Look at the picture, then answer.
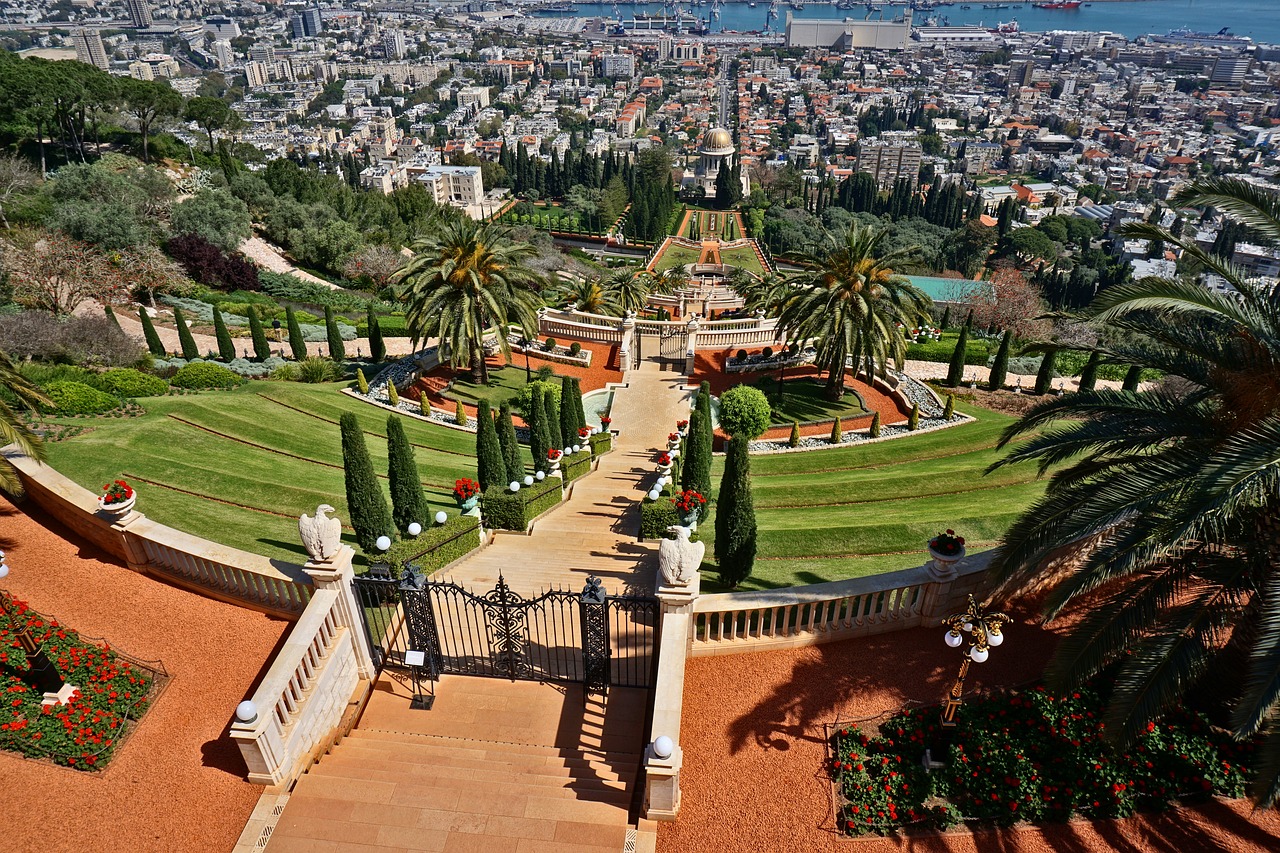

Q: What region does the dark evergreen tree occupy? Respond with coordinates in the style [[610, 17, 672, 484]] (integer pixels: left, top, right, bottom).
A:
[[247, 305, 270, 361], [946, 325, 970, 387], [714, 435, 757, 589], [325, 304, 345, 361], [529, 384, 550, 473], [104, 305, 122, 333], [681, 408, 712, 497], [367, 306, 385, 363], [1077, 350, 1102, 392], [559, 376, 578, 449], [988, 330, 1012, 391], [386, 415, 428, 534], [286, 306, 307, 361], [497, 403, 524, 482], [340, 412, 393, 552], [212, 305, 235, 362], [545, 390, 564, 453], [173, 307, 199, 361], [474, 400, 505, 492], [569, 377, 587, 434], [1035, 348, 1058, 395], [939, 305, 951, 330], [869, 411, 881, 438], [139, 307, 165, 357]]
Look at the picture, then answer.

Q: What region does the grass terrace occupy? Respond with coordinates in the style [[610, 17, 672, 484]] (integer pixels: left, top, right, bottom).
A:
[[439, 363, 569, 409], [699, 401, 1045, 591], [750, 376, 870, 426], [40, 381, 526, 565]]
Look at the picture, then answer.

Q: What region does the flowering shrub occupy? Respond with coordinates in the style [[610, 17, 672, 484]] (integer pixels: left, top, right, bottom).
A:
[[101, 480, 133, 506], [453, 478, 480, 501], [672, 489, 706, 515], [832, 682, 1253, 836], [929, 529, 966, 556], [0, 593, 155, 770]]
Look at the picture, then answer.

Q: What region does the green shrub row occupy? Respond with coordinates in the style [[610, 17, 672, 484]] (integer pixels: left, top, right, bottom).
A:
[[99, 368, 168, 398], [42, 381, 122, 415], [560, 450, 593, 483], [357, 315, 411, 338], [258, 272, 396, 313], [906, 337, 990, 366], [481, 477, 563, 531], [589, 431, 613, 457], [640, 496, 679, 541], [170, 362, 244, 390], [380, 516, 481, 576]]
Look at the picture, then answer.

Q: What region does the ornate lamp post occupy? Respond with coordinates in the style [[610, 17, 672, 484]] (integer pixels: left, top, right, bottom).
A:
[[939, 594, 1010, 729], [0, 551, 78, 705], [519, 337, 533, 383]]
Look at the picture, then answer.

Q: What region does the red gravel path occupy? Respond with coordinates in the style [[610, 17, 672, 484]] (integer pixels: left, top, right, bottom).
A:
[[0, 496, 288, 853], [658, 609, 1280, 853]]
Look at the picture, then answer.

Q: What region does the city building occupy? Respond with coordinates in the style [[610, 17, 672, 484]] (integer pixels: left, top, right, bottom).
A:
[[205, 15, 240, 40], [72, 28, 109, 71], [416, 165, 484, 209], [302, 7, 324, 37], [1211, 55, 1252, 87], [456, 86, 491, 110], [250, 43, 276, 65], [857, 132, 923, 191], [126, 0, 153, 29], [785, 11, 911, 50], [601, 53, 635, 79], [213, 39, 234, 70], [383, 30, 407, 60]]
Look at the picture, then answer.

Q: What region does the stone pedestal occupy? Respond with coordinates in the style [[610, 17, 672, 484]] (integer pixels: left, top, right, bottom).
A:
[[42, 682, 79, 708], [643, 743, 683, 820], [304, 545, 375, 680]]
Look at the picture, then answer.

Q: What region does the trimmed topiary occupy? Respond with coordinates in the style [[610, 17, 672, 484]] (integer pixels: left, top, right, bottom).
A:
[[286, 306, 307, 361], [341, 412, 393, 553], [715, 434, 757, 589], [908, 403, 920, 431], [681, 408, 712, 497], [870, 411, 881, 438], [789, 421, 800, 447], [356, 370, 369, 394], [100, 368, 167, 398], [1077, 350, 1101, 392], [386, 414, 428, 535], [43, 381, 121, 415], [212, 305, 235, 362], [454, 398, 467, 426], [544, 337, 557, 351], [367, 307, 385, 364], [559, 376, 577, 448], [569, 377, 587, 434], [568, 342, 582, 357], [104, 304, 122, 333], [987, 329, 1011, 392], [1122, 364, 1142, 392], [387, 382, 399, 407], [497, 403, 524, 482], [247, 305, 270, 362], [171, 362, 243, 390], [946, 325, 969, 387], [718, 384, 772, 440], [172, 307, 199, 361], [325, 305, 345, 362], [139, 308, 165, 357], [943, 393, 955, 420], [475, 400, 505, 492], [1034, 348, 1058, 395], [545, 389, 563, 452], [830, 416, 842, 444]]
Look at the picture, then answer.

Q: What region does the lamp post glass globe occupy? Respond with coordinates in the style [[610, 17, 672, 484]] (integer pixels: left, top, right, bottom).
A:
[[375, 535, 392, 552], [988, 630, 1004, 647], [944, 630, 963, 648], [509, 481, 520, 492], [235, 700, 258, 723], [969, 646, 989, 664], [653, 735, 674, 759], [434, 511, 448, 524], [962, 621, 973, 632], [407, 522, 422, 537], [648, 489, 660, 501], [523, 475, 534, 486], [535, 470, 545, 481]]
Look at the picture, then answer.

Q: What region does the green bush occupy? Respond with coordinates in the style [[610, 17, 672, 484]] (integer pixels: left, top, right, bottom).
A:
[[943, 393, 955, 419], [516, 378, 561, 415], [171, 362, 243, 390], [640, 493, 679, 540], [43, 381, 121, 415], [356, 314, 410, 338], [830, 416, 842, 444], [381, 516, 482, 576], [99, 368, 168, 398], [568, 342, 582, 356], [298, 356, 339, 383], [481, 478, 563, 531], [719, 384, 772, 440], [907, 334, 989, 366], [341, 412, 393, 553], [869, 411, 880, 438], [561, 449, 593, 483], [789, 421, 801, 447], [908, 403, 920, 431], [588, 431, 612, 457]]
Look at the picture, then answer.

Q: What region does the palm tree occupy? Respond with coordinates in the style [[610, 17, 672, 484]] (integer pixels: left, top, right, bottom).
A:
[[392, 219, 546, 384], [0, 349, 52, 494], [605, 268, 653, 316], [558, 275, 620, 316], [659, 265, 691, 294], [776, 223, 930, 401], [987, 177, 1280, 806]]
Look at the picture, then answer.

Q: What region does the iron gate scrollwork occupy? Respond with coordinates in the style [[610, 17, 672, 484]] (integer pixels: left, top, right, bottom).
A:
[[659, 327, 688, 361]]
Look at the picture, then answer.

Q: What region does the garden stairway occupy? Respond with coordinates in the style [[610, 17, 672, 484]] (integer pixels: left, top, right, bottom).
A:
[[442, 359, 693, 597], [265, 676, 649, 853]]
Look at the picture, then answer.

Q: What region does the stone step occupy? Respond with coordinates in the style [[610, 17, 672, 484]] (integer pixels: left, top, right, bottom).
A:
[[327, 742, 637, 783], [310, 756, 635, 800], [349, 727, 641, 760]]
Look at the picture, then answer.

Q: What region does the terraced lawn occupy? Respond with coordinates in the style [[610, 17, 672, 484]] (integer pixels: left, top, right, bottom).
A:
[[41, 382, 524, 565], [698, 401, 1045, 591]]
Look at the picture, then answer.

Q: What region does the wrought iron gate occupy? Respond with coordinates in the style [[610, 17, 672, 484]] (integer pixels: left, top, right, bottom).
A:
[[353, 571, 658, 691], [659, 327, 688, 361]]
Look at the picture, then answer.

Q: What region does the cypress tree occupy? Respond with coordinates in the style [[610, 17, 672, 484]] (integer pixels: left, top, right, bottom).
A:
[[247, 306, 270, 362], [386, 415, 427, 534], [988, 330, 1012, 391], [946, 325, 970, 387], [497, 404, 524, 482], [475, 400, 505, 491], [939, 305, 951, 330], [570, 377, 587, 434], [139, 308, 165, 357], [173, 307, 199, 361], [680, 408, 712, 497], [546, 386, 564, 452], [908, 403, 920, 430], [789, 421, 801, 447], [340, 412, 392, 552], [830, 416, 842, 444], [104, 304, 122, 332], [1035, 348, 1057, 395], [357, 370, 369, 394], [325, 305, 345, 361], [529, 384, 548, 472], [367, 306, 385, 363], [943, 393, 955, 420], [560, 376, 578, 447], [1078, 350, 1102, 392], [454, 399, 467, 425], [212, 305, 235, 362], [1122, 364, 1143, 392], [714, 435, 757, 589], [870, 411, 881, 438], [286, 306, 307, 361], [536, 387, 556, 471], [388, 382, 399, 407]]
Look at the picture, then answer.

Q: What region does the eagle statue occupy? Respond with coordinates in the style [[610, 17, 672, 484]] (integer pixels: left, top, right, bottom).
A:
[[658, 525, 705, 587], [299, 504, 342, 562]]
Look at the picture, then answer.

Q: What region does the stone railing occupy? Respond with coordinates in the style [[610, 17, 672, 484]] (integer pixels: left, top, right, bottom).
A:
[[537, 314, 624, 344], [643, 567, 697, 822], [691, 551, 992, 655], [231, 546, 375, 787], [695, 325, 782, 349], [6, 450, 313, 620], [539, 307, 618, 328]]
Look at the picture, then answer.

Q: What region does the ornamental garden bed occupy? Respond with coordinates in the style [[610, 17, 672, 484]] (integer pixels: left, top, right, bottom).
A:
[[0, 593, 163, 771], [829, 680, 1254, 837]]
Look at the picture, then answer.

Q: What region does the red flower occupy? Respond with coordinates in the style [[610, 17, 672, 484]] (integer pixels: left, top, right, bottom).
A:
[[453, 478, 481, 500]]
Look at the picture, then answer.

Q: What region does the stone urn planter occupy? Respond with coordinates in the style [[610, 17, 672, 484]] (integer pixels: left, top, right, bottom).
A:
[[97, 494, 136, 518], [457, 495, 480, 513], [927, 545, 965, 580]]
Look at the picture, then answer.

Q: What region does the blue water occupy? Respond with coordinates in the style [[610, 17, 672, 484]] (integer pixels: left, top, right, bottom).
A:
[[541, 0, 1280, 44]]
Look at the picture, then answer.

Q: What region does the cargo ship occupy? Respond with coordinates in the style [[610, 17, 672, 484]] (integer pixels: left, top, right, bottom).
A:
[[1033, 1, 1082, 9]]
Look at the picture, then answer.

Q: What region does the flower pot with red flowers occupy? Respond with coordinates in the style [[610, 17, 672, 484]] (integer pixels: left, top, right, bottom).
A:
[[547, 448, 563, 475], [600, 415, 612, 431], [453, 478, 481, 512], [657, 451, 673, 475], [927, 529, 966, 579], [673, 489, 706, 527], [676, 419, 689, 437], [97, 480, 135, 517], [577, 426, 592, 441], [667, 432, 681, 450]]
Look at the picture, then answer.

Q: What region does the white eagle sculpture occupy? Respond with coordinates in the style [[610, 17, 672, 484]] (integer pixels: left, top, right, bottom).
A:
[[299, 504, 342, 562], [658, 525, 704, 587]]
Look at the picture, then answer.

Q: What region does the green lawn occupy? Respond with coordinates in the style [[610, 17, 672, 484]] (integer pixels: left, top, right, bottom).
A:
[[41, 381, 525, 565], [751, 376, 869, 426], [652, 243, 702, 272], [441, 364, 565, 409], [695, 401, 1045, 592]]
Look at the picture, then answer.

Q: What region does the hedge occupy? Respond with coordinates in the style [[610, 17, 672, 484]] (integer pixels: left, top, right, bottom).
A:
[[589, 431, 613, 457], [906, 336, 990, 366], [560, 450, 593, 483], [380, 516, 481, 577], [99, 368, 168, 398], [170, 362, 244, 390], [356, 315, 411, 338], [640, 490, 679, 541], [43, 381, 121, 415], [481, 477, 563, 531]]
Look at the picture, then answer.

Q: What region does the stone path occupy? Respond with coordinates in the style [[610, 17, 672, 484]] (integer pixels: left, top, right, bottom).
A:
[[238, 236, 341, 289], [441, 358, 693, 597], [901, 358, 1141, 393]]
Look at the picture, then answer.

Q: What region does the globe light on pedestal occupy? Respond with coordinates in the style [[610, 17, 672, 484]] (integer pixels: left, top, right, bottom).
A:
[[235, 700, 258, 724], [509, 481, 520, 492], [523, 475, 534, 486], [434, 511, 448, 525], [648, 489, 661, 501], [407, 522, 422, 537], [375, 535, 391, 552], [652, 735, 674, 759], [535, 470, 545, 481]]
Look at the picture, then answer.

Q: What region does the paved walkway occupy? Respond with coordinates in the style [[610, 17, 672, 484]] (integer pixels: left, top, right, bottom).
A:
[[238, 237, 341, 289], [441, 358, 693, 597]]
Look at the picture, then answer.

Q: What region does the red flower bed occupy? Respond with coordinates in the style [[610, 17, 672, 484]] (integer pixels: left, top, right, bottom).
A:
[[0, 593, 155, 770], [831, 681, 1254, 835]]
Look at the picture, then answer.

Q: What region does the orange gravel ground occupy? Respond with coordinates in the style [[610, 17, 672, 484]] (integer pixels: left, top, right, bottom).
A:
[[658, 609, 1280, 853], [0, 496, 288, 853]]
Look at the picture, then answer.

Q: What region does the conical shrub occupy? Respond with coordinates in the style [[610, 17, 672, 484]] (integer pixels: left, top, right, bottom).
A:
[[475, 400, 505, 491], [386, 415, 427, 534], [247, 305, 270, 362], [325, 305, 345, 362], [139, 308, 165, 357], [341, 412, 392, 552], [212, 305, 235, 362], [714, 435, 757, 589], [286, 306, 307, 361], [173, 307, 199, 360], [497, 404, 524, 482]]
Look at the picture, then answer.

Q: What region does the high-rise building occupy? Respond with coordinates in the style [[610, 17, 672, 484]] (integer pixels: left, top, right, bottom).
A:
[[1210, 55, 1251, 86], [249, 42, 276, 65], [72, 28, 109, 70], [302, 7, 324, 37], [1008, 60, 1035, 88], [657, 36, 673, 62], [213, 39, 233, 70], [126, 0, 153, 29], [383, 29, 406, 60], [601, 53, 635, 79], [290, 14, 306, 40], [856, 132, 923, 191]]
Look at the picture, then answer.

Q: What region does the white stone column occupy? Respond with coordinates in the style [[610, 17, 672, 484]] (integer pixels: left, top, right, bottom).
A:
[[645, 568, 699, 820], [620, 311, 635, 372], [303, 545, 375, 681], [684, 316, 699, 376]]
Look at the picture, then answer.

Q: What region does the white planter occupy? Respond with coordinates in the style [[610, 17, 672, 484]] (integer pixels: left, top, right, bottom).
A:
[[927, 545, 965, 580], [97, 494, 136, 518]]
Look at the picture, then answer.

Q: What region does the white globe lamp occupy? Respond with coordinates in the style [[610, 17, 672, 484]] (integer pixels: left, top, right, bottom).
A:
[[969, 646, 989, 664], [509, 481, 520, 492], [944, 631, 962, 648], [988, 631, 1004, 647], [434, 511, 448, 525], [235, 700, 258, 723], [375, 535, 391, 552], [652, 735, 674, 759], [524, 475, 534, 486], [536, 470, 545, 481], [407, 522, 422, 537]]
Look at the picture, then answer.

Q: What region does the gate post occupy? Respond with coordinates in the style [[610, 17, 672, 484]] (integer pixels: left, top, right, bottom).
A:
[[305, 545, 375, 681], [399, 565, 443, 681], [684, 316, 699, 376], [580, 576, 610, 698], [645, 567, 700, 820], [619, 312, 635, 373]]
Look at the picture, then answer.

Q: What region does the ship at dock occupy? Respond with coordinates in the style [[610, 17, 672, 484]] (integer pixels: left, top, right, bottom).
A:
[[1149, 26, 1252, 48]]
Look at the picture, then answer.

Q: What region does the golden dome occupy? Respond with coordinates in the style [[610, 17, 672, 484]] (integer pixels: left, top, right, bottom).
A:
[[702, 127, 733, 151]]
